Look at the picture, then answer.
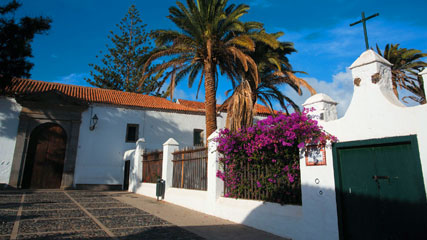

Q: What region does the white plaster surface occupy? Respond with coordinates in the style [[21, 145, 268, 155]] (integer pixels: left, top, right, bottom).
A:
[[349, 49, 392, 69], [74, 104, 226, 186], [135, 184, 209, 214], [215, 197, 303, 239], [303, 93, 338, 122], [303, 93, 337, 105], [299, 143, 339, 240], [310, 50, 427, 240], [135, 182, 157, 197], [130, 132, 307, 240], [162, 188, 209, 213], [0, 97, 21, 184], [162, 138, 179, 189], [124, 149, 135, 191], [207, 130, 224, 214], [129, 50, 427, 240]]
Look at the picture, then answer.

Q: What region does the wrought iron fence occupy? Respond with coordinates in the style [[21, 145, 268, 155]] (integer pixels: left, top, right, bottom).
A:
[[223, 160, 302, 205]]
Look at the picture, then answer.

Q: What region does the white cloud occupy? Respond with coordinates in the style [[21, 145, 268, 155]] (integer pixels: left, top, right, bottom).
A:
[[279, 18, 427, 59], [283, 68, 354, 117], [275, 17, 427, 117]]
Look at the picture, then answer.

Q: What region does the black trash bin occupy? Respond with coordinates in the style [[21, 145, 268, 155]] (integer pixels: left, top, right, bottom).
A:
[[156, 178, 165, 200]]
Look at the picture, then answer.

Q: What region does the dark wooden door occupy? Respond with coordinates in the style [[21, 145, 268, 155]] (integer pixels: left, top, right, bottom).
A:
[[334, 136, 427, 239], [123, 160, 130, 190], [22, 123, 67, 189]]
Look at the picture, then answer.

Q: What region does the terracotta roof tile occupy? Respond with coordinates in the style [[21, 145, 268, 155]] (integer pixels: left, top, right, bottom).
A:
[[177, 99, 272, 115], [5, 78, 203, 113]]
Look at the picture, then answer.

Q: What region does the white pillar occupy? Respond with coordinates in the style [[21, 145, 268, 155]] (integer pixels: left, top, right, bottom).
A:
[[348, 49, 404, 107], [135, 138, 146, 183], [123, 149, 136, 192], [162, 138, 179, 189], [127, 138, 145, 192], [299, 142, 339, 240], [207, 130, 224, 214], [302, 93, 338, 122], [419, 68, 427, 100]]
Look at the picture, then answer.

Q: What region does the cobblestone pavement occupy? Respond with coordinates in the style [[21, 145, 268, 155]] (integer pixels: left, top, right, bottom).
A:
[[0, 190, 204, 240]]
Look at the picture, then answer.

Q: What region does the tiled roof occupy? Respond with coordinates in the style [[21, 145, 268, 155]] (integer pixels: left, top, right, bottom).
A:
[[4, 78, 274, 115], [177, 99, 272, 115], [176, 99, 209, 110], [5, 78, 202, 113]]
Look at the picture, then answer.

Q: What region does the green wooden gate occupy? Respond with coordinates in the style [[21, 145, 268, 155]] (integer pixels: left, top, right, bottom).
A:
[[333, 135, 427, 239]]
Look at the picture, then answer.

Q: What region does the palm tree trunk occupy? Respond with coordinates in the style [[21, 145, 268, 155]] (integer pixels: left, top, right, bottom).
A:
[[420, 76, 426, 104], [204, 39, 217, 142]]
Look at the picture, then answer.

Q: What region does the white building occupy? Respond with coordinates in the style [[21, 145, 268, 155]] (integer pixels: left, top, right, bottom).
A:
[[126, 50, 427, 240], [301, 50, 427, 239], [0, 78, 269, 190]]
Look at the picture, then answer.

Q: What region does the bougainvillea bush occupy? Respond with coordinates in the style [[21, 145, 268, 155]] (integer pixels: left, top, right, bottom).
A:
[[215, 110, 337, 205]]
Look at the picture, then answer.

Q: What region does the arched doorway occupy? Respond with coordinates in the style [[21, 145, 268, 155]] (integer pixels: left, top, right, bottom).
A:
[[22, 123, 67, 189]]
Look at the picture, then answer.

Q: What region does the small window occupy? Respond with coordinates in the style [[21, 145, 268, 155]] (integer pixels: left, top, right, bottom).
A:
[[126, 124, 139, 142], [193, 129, 204, 146], [319, 113, 324, 120]]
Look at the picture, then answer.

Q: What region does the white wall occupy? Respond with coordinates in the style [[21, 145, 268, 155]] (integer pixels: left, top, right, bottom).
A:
[[74, 104, 227, 186], [0, 97, 21, 184], [131, 134, 306, 240], [129, 51, 427, 240], [301, 50, 427, 240], [322, 50, 427, 194], [298, 143, 340, 240], [0, 94, 263, 188]]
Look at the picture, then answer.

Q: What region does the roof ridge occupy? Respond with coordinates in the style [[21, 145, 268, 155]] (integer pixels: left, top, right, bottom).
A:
[[177, 98, 272, 115], [7, 78, 271, 115], [7, 78, 203, 113], [13, 77, 176, 101]]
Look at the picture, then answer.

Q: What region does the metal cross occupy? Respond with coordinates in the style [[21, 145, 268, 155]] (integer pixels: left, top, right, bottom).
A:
[[350, 12, 379, 50]]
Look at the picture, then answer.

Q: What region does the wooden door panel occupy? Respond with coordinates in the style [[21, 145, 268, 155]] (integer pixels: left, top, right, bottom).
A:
[[338, 147, 379, 240], [31, 136, 51, 188], [43, 126, 66, 188], [24, 124, 67, 189], [335, 137, 427, 240], [372, 143, 427, 239]]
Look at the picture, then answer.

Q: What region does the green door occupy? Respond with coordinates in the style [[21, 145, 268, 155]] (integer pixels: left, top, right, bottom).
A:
[[333, 136, 427, 240]]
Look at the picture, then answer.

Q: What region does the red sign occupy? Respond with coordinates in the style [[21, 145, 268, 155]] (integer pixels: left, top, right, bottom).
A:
[[305, 145, 326, 166]]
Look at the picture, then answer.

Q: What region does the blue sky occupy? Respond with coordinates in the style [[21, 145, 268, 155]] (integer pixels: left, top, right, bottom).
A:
[[15, 0, 427, 115]]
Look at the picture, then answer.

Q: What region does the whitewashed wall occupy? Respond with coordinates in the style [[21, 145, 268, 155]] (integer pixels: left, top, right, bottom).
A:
[[131, 133, 305, 240], [74, 104, 227, 186], [300, 50, 427, 240], [0, 97, 21, 185], [129, 51, 427, 240], [0, 92, 265, 188], [322, 50, 427, 194]]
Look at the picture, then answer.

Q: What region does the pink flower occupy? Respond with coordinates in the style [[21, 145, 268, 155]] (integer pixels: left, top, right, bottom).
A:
[[288, 173, 295, 183], [214, 110, 336, 204]]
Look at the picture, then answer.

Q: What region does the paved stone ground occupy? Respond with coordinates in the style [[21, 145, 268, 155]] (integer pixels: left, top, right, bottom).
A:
[[114, 192, 287, 240], [0, 190, 204, 240]]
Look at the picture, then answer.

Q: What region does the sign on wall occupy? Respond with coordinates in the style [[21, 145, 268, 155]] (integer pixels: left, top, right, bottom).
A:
[[305, 145, 326, 166]]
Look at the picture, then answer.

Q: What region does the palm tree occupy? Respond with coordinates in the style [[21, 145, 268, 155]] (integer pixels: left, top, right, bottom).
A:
[[375, 43, 426, 104], [140, 0, 277, 139], [221, 33, 316, 131]]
